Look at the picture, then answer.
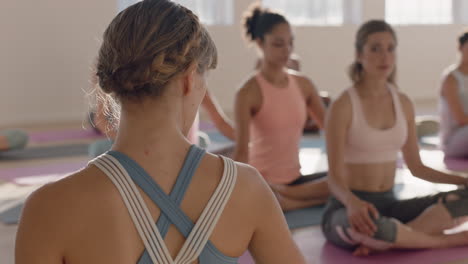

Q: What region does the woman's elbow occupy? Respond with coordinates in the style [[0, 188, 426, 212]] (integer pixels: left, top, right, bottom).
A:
[[407, 162, 426, 176]]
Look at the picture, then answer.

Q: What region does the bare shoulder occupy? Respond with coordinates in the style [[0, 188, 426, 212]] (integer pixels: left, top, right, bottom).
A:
[[329, 89, 351, 113], [288, 69, 314, 87], [201, 153, 276, 215], [230, 160, 274, 206], [201, 152, 267, 188], [17, 168, 86, 244], [441, 73, 457, 93], [20, 165, 112, 231], [396, 90, 413, 109], [442, 72, 456, 85], [15, 170, 99, 264], [235, 161, 269, 190], [324, 89, 352, 131], [23, 170, 85, 213], [237, 74, 260, 95], [394, 90, 416, 121], [288, 70, 319, 102], [236, 74, 262, 108], [396, 90, 412, 105]]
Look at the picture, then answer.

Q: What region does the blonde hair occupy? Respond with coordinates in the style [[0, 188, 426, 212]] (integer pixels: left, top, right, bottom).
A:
[[96, 0, 217, 101], [349, 20, 397, 84]]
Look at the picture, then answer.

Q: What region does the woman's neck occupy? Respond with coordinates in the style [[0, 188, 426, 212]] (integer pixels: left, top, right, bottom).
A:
[[260, 61, 288, 86], [112, 100, 191, 162], [356, 76, 388, 96]]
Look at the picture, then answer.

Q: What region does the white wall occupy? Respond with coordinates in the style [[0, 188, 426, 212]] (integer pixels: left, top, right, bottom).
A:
[[0, 0, 115, 126], [1, 0, 465, 126], [207, 0, 464, 118]]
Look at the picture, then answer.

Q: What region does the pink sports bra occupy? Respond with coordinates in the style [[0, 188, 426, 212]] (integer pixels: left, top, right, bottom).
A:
[[344, 86, 408, 164]]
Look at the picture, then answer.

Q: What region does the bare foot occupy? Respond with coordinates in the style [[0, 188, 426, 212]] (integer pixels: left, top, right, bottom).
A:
[[352, 245, 372, 257], [440, 231, 468, 248]]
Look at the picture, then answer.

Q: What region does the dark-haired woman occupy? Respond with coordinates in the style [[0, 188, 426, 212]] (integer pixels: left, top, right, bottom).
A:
[[234, 4, 329, 211], [439, 30, 468, 158], [15, 1, 305, 263]]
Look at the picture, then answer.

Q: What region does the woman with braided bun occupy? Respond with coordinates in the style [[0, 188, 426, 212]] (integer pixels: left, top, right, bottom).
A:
[[234, 3, 329, 211], [15, 1, 305, 263]]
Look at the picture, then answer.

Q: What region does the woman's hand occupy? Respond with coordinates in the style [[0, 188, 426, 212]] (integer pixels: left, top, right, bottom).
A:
[[346, 197, 379, 236]]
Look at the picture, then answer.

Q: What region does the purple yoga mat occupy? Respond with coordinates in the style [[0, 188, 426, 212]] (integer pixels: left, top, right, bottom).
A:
[[239, 252, 254, 264], [29, 129, 102, 143], [320, 242, 468, 264], [238, 229, 468, 264], [445, 157, 468, 171], [0, 160, 87, 184], [199, 121, 216, 131]]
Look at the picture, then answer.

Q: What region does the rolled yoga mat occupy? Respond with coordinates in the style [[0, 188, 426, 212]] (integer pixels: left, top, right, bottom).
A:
[[0, 202, 24, 225], [29, 128, 102, 143], [284, 205, 325, 229], [0, 143, 89, 161]]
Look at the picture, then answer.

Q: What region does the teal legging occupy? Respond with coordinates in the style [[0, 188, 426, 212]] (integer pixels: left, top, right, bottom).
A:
[[0, 130, 28, 151]]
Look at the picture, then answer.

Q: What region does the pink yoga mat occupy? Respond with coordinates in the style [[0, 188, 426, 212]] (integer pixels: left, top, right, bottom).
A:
[[445, 157, 468, 171], [0, 160, 87, 184], [29, 129, 102, 143], [239, 252, 254, 264], [320, 243, 468, 264], [199, 121, 216, 131], [239, 228, 468, 264]]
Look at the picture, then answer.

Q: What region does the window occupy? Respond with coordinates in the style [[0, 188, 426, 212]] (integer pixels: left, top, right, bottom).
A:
[[453, 0, 468, 24], [174, 0, 233, 25], [117, 0, 233, 25], [117, 0, 138, 12], [385, 0, 452, 25], [262, 0, 362, 26]]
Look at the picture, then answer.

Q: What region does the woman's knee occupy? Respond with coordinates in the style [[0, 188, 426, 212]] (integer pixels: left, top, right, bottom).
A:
[[323, 212, 397, 250]]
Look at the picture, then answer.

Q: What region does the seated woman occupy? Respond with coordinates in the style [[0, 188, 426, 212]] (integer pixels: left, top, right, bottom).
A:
[[0, 129, 28, 152], [439, 30, 468, 158], [15, 1, 305, 263], [256, 53, 330, 133], [323, 20, 468, 256], [234, 4, 329, 211]]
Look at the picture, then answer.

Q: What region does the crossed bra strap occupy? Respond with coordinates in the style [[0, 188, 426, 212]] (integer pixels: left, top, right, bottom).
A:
[[90, 153, 237, 264]]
